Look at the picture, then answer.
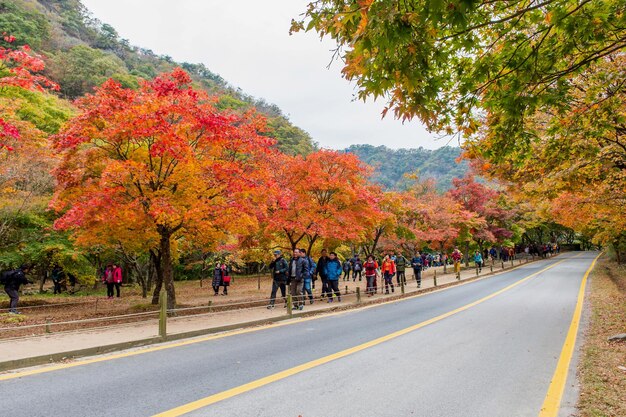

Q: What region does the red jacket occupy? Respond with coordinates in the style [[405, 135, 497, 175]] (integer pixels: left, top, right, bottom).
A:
[[113, 267, 123, 283], [364, 261, 378, 276]]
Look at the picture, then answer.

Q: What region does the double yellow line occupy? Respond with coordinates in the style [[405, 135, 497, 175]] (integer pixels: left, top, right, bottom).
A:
[[154, 254, 593, 417], [1, 253, 597, 417], [538, 252, 602, 416]]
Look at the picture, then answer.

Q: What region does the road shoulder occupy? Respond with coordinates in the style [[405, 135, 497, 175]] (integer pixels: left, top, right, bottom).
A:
[[577, 257, 626, 417]]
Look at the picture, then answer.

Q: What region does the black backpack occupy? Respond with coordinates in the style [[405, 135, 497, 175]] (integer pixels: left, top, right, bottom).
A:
[[0, 270, 17, 286]]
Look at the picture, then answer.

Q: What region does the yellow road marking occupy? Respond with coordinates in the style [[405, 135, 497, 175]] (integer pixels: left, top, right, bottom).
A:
[[153, 256, 578, 417], [0, 254, 573, 382], [538, 252, 602, 417]]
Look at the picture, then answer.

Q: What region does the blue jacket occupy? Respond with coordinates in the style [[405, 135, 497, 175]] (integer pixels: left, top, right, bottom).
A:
[[324, 259, 343, 280]]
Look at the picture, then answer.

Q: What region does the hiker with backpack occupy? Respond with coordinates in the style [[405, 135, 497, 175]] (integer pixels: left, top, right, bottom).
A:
[[451, 248, 463, 278], [268, 250, 289, 309], [342, 258, 351, 281], [316, 249, 330, 299], [352, 255, 363, 281], [2, 265, 32, 314], [411, 253, 423, 288], [324, 252, 343, 302], [363, 255, 379, 296], [474, 251, 483, 273], [395, 254, 408, 286]]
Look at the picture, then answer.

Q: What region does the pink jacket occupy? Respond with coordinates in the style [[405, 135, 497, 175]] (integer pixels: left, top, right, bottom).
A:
[[113, 267, 122, 284]]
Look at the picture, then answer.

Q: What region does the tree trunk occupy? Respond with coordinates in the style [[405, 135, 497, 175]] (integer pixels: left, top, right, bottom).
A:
[[306, 234, 318, 256], [150, 249, 163, 305], [440, 242, 447, 274], [159, 231, 176, 309]]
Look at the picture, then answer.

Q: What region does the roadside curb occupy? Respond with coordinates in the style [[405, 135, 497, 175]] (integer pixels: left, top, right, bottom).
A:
[[0, 255, 553, 373]]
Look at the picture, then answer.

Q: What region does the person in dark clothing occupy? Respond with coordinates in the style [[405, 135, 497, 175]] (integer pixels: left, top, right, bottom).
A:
[[51, 264, 65, 295], [268, 250, 288, 309], [212, 262, 226, 296], [3, 265, 32, 314], [411, 253, 423, 288], [395, 255, 408, 285], [342, 259, 351, 281], [352, 256, 363, 281], [288, 249, 307, 310], [102, 264, 114, 299], [316, 249, 330, 299]]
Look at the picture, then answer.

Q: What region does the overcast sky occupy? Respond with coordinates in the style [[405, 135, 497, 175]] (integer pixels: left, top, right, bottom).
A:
[[81, 0, 445, 150]]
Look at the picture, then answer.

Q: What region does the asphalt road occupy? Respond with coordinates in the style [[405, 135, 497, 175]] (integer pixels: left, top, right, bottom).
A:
[[0, 252, 598, 417]]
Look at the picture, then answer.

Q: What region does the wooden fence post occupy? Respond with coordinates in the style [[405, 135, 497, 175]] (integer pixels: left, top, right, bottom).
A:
[[159, 290, 167, 338]]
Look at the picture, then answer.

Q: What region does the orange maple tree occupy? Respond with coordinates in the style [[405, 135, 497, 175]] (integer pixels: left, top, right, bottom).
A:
[[266, 150, 381, 253], [51, 69, 275, 307]]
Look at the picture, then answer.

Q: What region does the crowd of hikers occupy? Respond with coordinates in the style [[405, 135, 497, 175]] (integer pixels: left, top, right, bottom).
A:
[[265, 243, 560, 311], [1, 243, 560, 314]]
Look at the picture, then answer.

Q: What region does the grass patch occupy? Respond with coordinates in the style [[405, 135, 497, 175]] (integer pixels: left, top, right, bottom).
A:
[[128, 302, 158, 313], [578, 257, 626, 417], [0, 313, 27, 324]]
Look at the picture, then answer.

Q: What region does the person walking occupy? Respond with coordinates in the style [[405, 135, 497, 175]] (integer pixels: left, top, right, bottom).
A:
[[267, 250, 288, 309], [381, 255, 396, 294], [474, 251, 483, 273], [324, 252, 343, 302], [363, 255, 379, 296], [103, 264, 115, 299], [451, 248, 463, 279], [352, 256, 363, 282], [395, 254, 408, 286], [51, 264, 64, 295], [212, 262, 225, 296], [303, 251, 316, 305], [411, 253, 423, 288], [342, 259, 351, 281], [112, 263, 123, 298], [288, 249, 306, 310], [316, 249, 330, 299], [2, 265, 31, 314], [220, 262, 231, 295]]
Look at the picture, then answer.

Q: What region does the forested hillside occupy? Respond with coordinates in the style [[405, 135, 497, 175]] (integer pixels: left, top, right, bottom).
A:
[[0, 0, 316, 155], [345, 145, 468, 190]]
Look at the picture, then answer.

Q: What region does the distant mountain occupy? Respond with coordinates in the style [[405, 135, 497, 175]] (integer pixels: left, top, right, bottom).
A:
[[0, 0, 316, 155], [344, 145, 469, 191]]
